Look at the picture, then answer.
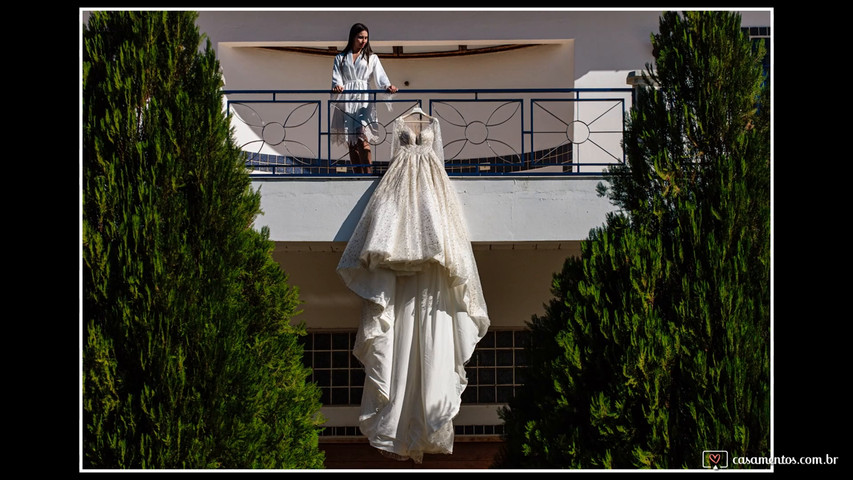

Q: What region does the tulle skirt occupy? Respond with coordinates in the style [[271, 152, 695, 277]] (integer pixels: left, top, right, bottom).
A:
[[337, 146, 489, 463]]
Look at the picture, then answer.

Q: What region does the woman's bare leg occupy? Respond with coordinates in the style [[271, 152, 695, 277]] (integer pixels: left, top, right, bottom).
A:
[[348, 143, 363, 174], [360, 139, 373, 174]]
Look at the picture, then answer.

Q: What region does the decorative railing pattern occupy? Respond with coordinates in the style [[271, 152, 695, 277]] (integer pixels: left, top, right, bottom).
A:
[[224, 88, 633, 176]]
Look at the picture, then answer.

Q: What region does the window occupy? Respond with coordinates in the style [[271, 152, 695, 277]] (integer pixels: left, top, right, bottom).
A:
[[300, 331, 363, 406], [300, 329, 528, 407], [463, 329, 528, 404]]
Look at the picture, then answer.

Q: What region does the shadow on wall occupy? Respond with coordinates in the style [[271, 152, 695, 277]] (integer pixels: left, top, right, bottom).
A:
[[334, 179, 380, 242]]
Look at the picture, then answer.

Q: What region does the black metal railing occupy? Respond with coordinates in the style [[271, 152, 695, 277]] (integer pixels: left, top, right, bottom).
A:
[[224, 88, 633, 176]]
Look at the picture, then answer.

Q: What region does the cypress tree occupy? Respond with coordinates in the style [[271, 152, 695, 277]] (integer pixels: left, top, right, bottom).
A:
[[82, 11, 325, 469], [497, 11, 770, 469]]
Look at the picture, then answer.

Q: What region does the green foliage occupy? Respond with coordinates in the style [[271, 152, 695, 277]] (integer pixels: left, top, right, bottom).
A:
[[497, 11, 769, 469], [82, 11, 325, 469]]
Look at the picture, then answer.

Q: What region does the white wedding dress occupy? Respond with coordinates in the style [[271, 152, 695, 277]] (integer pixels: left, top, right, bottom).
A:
[[337, 115, 490, 463]]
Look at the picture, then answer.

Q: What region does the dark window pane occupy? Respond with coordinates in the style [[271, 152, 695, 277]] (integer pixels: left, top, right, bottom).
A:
[[496, 349, 513, 366], [319, 388, 331, 405], [478, 350, 495, 366], [478, 368, 495, 385], [332, 351, 350, 369], [351, 387, 363, 403], [351, 369, 365, 385], [515, 366, 527, 385], [314, 369, 330, 387], [331, 387, 350, 405], [478, 386, 495, 403], [465, 366, 478, 385], [496, 330, 513, 348], [314, 333, 331, 350], [313, 351, 330, 368], [332, 370, 348, 386], [478, 331, 495, 348], [462, 387, 477, 403], [497, 386, 514, 403], [332, 332, 350, 350], [515, 349, 527, 367], [496, 367, 514, 385]]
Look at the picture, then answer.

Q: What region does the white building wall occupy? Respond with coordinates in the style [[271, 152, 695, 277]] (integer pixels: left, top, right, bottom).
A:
[[215, 40, 573, 91], [253, 176, 617, 243], [197, 9, 770, 89]]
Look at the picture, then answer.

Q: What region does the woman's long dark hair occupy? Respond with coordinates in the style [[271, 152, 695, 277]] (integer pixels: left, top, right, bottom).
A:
[[344, 23, 373, 64]]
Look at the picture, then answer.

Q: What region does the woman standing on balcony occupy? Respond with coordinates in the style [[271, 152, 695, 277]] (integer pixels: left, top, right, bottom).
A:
[[331, 22, 398, 174]]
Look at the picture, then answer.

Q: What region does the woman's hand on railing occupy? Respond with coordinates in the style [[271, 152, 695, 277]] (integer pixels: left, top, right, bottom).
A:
[[333, 85, 396, 93]]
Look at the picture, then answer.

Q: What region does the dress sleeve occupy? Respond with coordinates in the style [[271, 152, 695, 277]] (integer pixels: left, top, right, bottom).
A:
[[431, 118, 445, 164], [390, 117, 401, 161]]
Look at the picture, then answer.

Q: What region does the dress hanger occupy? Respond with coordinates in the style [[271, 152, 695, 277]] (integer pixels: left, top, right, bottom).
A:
[[402, 106, 432, 123]]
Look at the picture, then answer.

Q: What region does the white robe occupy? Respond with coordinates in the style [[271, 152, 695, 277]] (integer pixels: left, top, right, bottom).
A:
[[330, 51, 393, 146]]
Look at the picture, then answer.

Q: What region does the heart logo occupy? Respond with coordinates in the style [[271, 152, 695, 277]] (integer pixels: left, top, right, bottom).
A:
[[708, 453, 720, 464]]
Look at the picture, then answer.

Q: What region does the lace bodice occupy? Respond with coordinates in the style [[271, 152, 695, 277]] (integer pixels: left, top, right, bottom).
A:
[[391, 116, 444, 161], [398, 121, 434, 146]]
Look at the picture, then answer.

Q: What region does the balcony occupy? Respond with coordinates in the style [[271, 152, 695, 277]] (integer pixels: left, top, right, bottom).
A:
[[224, 88, 633, 177], [226, 88, 629, 246]]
